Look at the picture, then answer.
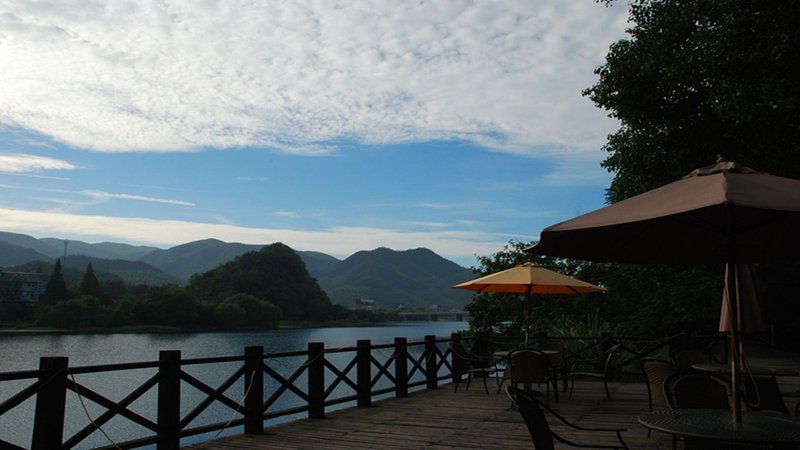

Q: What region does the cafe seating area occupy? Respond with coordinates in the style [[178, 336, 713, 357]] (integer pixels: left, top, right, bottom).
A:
[[189, 336, 800, 450]]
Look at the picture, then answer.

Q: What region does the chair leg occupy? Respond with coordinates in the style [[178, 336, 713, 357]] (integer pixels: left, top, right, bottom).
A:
[[569, 375, 575, 400], [551, 377, 559, 403], [603, 378, 610, 400], [550, 369, 559, 403]]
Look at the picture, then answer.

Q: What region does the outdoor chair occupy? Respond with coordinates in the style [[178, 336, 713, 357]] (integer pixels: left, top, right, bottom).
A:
[[671, 348, 709, 373], [641, 358, 678, 440], [642, 358, 677, 412], [539, 340, 569, 392], [568, 344, 621, 400], [505, 386, 629, 450], [744, 375, 789, 414], [448, 341, 498, 394], [796, 393, 800, 416], [506, 349, 557, 403], [664, 372, 731, 409]]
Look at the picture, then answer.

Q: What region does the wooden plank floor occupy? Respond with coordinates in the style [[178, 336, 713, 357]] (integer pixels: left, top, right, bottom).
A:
[[186, 341, 800, 450]]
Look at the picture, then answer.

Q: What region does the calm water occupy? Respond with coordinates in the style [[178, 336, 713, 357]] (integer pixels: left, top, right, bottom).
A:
[[0, 321, 467, 449]]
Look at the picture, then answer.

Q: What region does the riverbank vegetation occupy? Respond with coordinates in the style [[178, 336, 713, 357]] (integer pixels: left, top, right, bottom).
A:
[[0, 243, 397, 332]]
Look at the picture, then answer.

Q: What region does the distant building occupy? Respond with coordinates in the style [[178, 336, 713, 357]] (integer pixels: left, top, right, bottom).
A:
[[354, 298, 376, 310], [0, 269, 47, 304]]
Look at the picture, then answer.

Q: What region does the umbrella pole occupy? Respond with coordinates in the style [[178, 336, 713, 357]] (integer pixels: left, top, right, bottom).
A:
[[524, 287, 532, 346], [726, 263, 743, 423]]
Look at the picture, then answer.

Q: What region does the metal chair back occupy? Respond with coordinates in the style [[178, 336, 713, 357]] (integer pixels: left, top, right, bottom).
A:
[[641, 358, 676, 410], [665, 372, 731, 409]]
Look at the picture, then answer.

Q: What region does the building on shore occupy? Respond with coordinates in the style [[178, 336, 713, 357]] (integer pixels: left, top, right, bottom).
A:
[[0, 269, 47, 303], [354, 298, 376, 310]]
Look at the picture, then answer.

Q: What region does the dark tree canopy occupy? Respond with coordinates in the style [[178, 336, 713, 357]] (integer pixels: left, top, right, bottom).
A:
[[188, 242, 335, 321], [80, 262, 101, 297], [42, 258, 70, 304], [586, 0, 800, 202], [575, 0, 800, 344]]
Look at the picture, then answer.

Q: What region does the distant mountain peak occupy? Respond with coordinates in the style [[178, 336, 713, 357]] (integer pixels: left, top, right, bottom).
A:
[[1, 231, 473, 310]]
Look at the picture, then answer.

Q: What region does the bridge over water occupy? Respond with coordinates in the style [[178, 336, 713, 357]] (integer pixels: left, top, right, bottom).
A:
[[396, 310, 469, 321]]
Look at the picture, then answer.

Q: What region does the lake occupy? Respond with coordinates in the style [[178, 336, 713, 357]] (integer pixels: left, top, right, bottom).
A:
[[0, 321, 468, 449]]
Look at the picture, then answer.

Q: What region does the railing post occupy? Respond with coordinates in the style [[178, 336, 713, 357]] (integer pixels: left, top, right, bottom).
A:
[[157, 350, 181, 450], [244, 346, 264, 434], [32, 356, 68, 450], [394, 337, 408, 398], [450, 333, 464, 384], [425, 335, 438, 390], [308, 342, 325, 419], [357, 339, 371, 407]]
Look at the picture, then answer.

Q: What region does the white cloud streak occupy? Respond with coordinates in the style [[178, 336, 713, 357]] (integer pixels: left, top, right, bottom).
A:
[[0, 207, 504, 265], [79, 190, 195, 206], [0, 153, 76, 173], [0, 1, 628, 158]]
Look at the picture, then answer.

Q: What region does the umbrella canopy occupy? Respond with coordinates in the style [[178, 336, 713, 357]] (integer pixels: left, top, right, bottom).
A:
[[719, 264, 765, 335], [453, 262, 605, 295], [526, 158, 800, 422], [527, 159, 800, 264], [454, 262, 604, 344]]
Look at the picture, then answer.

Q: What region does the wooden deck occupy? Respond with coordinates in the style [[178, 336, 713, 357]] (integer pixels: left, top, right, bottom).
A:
[[186, 342, 800, 450]]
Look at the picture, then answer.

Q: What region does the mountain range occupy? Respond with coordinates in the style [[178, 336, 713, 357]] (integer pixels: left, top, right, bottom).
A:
[[0, 231, 475, 310]]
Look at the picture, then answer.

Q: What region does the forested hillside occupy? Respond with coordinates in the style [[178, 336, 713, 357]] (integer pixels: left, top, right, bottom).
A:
[[188, 243, 342, 321], [1, 232, 473, 310]]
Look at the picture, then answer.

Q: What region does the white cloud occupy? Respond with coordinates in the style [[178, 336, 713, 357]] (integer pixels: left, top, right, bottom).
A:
[[273, 211, 301, 218], [79, 190, 195, 206], [0, 153, 76, 173], [0, 1, 628, 159], [0, 206, 504, 265]]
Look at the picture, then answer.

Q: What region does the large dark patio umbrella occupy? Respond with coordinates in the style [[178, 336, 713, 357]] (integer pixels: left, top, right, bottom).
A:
[[453, 262, 604, 345], [526, 157, 800, 423]]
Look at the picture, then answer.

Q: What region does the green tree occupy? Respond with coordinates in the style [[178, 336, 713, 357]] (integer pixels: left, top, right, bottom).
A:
[[212, 293, 281, 330], [581, 0, 800, 342], [587, 0, 800, 202], [189, 243, 333, 321], [132, 285, 199, 327], [42, 259, 70, 305], [80, 262, 101, 297], [0, 274, 22, 303]]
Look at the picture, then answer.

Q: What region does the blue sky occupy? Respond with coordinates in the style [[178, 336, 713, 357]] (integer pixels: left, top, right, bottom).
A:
[[0, 1, 630, 268]]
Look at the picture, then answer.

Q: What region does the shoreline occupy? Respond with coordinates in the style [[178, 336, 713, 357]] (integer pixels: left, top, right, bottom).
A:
[[0, 319, 446, 336]]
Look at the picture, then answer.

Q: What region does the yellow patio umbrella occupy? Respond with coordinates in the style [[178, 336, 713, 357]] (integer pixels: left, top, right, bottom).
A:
[[453, 262, 605, 344]]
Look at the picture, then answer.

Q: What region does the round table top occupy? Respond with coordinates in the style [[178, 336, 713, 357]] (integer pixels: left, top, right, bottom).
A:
[[692, 363, 799, 377], [638, 409, 800, 444], [493, 349, 559, 357]]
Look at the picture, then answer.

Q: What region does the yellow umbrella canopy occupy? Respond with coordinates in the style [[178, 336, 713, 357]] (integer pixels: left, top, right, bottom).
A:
[[454, 262, 604, 343], [453, 262, 605, 295]]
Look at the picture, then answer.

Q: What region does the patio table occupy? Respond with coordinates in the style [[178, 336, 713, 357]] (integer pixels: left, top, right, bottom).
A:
[[639, 408, 800, 450], [692, 363, 798, 377]]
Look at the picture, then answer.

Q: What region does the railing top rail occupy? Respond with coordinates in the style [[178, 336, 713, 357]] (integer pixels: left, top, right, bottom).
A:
[[0, 369, 42, 381]]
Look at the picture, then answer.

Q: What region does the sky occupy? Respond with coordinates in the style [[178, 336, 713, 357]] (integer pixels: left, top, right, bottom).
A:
[[0, 1, 631, 268]]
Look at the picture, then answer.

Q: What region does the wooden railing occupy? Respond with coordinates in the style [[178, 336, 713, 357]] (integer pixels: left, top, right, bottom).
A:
[[0, 331, 722, 450], [0, 335, 457, 450]]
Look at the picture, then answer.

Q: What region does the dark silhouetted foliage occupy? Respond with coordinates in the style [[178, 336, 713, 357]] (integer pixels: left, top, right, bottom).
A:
[[42, 259, 70, 305], [188, 243, 335, 321]]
